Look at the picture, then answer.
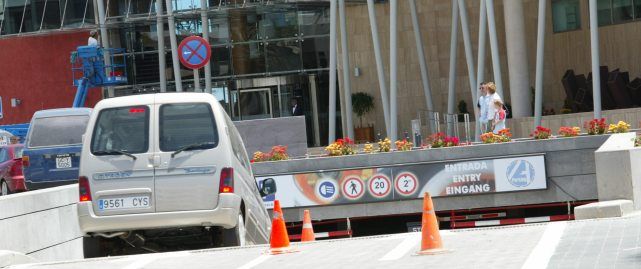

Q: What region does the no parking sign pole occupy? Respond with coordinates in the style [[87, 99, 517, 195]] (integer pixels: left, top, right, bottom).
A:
[[178, 36, 211, 92]]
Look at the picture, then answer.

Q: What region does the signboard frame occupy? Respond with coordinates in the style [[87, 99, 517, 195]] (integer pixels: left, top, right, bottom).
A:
[[257, 154, 548, 209]]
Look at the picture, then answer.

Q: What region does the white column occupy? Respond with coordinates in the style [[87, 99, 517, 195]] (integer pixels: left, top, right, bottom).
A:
[[390, 0, 398, 145], [328, 0, 338, 143], [475, 0, 487, 139], [485, 0, 504, 98], [165, 0, 182, 92], [338, 0, 354, 139], [589, 0, 602, 119], [534, 0, 547, 127], [309, 74, 321, 147], [156, 0, 167, 92], [476, 0, 487, 95], [95, 0, 113, 97], [447, 0, 459, 117], [200, 0, 212, 93], [503, 0, 531, 117], [409, 0, 435, 119], [457, 0, 479, 138], [366, 0, 390, 136]]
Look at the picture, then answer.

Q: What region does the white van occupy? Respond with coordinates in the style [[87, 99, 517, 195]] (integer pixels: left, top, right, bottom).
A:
[[77, 93, 276, 257]]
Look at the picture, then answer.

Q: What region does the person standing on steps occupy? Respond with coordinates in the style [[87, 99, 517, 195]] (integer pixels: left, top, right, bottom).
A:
[[492, 100, 507, 134], [477, 82, 490, 133], [484, 82, 503, 133]]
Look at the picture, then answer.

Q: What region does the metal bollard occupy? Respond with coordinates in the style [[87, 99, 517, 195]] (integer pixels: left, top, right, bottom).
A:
[[434, 112, 441, 134], [453, 114, 460, 139], [464, 113, 471, 144]]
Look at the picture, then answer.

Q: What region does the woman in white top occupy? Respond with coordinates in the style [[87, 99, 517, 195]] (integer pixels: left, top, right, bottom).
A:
[[484, 82, 502, 129], [477, 83, 490, 133]]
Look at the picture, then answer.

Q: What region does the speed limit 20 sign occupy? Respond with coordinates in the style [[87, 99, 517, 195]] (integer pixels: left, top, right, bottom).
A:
[[368, 174, 391, 198]]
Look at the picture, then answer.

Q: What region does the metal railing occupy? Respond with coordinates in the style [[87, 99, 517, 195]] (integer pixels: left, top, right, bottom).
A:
[[416, 110, 472, 144]]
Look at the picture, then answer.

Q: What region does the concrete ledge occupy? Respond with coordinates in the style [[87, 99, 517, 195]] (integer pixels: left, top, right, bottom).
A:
[[0, 184, 83, 263], [0, 250, 37, 268], [574, 200, 634, 220]]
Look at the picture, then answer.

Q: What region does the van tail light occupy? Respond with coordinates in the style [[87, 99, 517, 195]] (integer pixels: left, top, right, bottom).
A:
[[22, 155, 30, 167], [79, 176, 92, 202], [219, 167, 234, 193]]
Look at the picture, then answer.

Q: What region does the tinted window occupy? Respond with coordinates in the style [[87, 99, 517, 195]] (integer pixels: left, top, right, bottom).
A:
[[28, 115, 89, 148], [160, 103, 218, 152], [552, 0, 581, 32], [0, 148, 7, 163], [91, 107, 149, 154], [12, 146, 23, 159]]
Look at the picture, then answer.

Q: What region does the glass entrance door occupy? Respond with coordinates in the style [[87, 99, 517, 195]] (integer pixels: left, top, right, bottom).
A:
[[231, 88, 273, 121]]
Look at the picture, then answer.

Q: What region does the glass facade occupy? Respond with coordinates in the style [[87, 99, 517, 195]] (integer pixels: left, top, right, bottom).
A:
[[552, 0, 641, 33], [594, 0, 641, 26], [104, 1, 336, 146], [104, 1, 329, 84], [0, 0, 94, 35]]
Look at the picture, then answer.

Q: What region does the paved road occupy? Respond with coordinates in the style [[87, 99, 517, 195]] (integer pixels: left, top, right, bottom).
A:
[[10, 213, 641, 269]]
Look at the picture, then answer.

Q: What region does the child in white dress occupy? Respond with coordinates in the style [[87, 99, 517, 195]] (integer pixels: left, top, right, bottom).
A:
[[492, 100, 506, 134]]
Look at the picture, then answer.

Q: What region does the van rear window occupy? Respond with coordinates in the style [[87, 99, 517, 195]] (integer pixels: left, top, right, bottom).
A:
[[91, 106, 149, 154], [160, 103, 218, 152], [28, 116, 89, 148]]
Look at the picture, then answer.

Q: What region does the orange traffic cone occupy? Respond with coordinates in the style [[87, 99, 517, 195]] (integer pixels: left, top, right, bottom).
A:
[[268, 200, 296, 254], [417, 192, 448, 255], [301, 210, 315, 242]]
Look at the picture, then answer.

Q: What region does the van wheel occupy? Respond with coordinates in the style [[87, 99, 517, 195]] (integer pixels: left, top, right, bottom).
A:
[[222, 213, 247, 247], [0, 180, 10, 196], [83, 236, 103, 258]]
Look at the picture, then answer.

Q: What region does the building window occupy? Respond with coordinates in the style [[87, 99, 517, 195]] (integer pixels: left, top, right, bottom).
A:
[[552, 0, 581, 32], [594, 0, 641, 26], [0, 0, 94, 35]]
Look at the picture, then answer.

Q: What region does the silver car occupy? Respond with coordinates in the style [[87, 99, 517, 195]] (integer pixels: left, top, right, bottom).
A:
[[77, 93, 276, 257]]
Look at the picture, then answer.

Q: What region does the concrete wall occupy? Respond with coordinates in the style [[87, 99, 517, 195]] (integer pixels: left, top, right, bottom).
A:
[[594, 132, 641, 209], [253, 135, 609, 221], [234, 116, 307, 157], [0, 185, 82, 263], [340, 1, 641, 138]]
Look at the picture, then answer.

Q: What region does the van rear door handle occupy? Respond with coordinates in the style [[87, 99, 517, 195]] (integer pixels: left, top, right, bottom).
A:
[[151, 155, 161, 167]]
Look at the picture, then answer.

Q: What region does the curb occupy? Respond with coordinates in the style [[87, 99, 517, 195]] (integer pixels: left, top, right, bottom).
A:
[[0, 250, 37, 268]]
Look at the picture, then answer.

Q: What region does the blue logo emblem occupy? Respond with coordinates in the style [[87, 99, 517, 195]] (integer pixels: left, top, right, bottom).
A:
[[506, 160, 536, 187], [318, 181, 336, 199]]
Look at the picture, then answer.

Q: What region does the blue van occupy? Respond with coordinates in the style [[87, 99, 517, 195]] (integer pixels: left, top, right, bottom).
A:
[[23, 108, 92, 190]]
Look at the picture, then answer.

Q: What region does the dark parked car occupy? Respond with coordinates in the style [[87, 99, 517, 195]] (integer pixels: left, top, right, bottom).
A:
[[0, 144, 26, 196], [22, 108, 92, 190]]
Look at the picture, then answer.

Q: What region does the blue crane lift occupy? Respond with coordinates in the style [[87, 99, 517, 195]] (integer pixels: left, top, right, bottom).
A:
[[70, 46, 128, 107]]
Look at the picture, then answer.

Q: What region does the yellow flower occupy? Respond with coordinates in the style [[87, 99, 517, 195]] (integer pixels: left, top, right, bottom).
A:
[[608, 121, 630, 133]]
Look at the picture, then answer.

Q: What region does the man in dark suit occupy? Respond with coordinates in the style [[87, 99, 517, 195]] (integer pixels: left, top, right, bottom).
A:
[[291, 98, 304, 116]]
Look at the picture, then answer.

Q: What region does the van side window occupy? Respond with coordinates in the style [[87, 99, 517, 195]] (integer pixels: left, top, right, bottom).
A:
[[160, 103, 219, 152], [224, 115, 250, 171], [91, 106, 149, 154], [28, 115, 89, 148]]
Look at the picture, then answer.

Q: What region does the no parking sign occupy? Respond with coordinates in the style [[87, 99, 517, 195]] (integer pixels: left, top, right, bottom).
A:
[[178, 36, 211, 70]]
